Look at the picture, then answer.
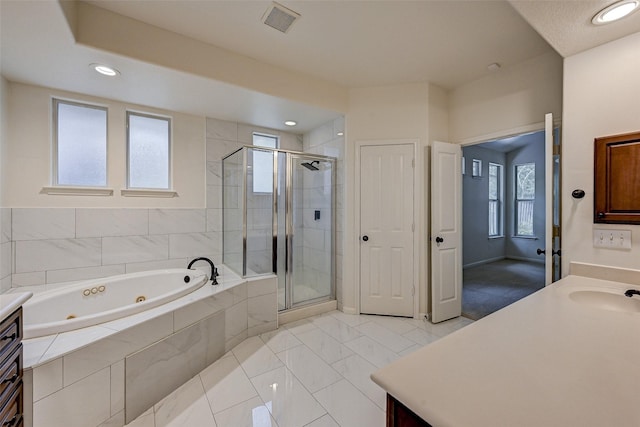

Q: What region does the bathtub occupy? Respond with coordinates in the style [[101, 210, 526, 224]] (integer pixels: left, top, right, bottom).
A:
[[23, 268, 209, 339]]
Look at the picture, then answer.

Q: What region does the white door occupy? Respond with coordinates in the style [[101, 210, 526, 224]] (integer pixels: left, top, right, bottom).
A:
[[360, 143, 415, 316], [430, 141, 462, 323], [543, 112, 562, 285]]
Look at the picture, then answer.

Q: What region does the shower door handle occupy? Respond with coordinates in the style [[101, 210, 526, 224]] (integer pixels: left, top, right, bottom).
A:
[[362, 235, 369, 242]]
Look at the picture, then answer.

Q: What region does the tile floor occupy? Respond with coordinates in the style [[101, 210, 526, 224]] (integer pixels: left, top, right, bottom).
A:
[[125, 310, 474, 427]]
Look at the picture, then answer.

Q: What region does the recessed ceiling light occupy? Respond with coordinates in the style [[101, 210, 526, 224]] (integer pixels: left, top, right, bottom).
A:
[[284, 120, 297, 126], [337, 132, 344, 136], [90, 63, 120, 77], [592, 0, 639, 25]]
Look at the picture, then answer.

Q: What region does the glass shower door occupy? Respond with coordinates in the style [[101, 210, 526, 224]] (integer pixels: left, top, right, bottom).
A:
[[289, 155, 334, 307]]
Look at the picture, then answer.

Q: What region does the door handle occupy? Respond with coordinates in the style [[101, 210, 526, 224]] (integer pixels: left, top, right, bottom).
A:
[[536, 248, 545, 255], [552, 249, 561, 256], [362, 235, 369, 242], [435, 236, 443, 243]]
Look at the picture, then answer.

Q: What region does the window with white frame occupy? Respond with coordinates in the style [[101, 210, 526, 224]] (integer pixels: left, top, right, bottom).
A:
[[53, 99, 107, 187], [515, 163, 535, 236], [127, 112, 171, 189], [472, 159, 482, 177], [252, 133, 278, 193], [488, 162, 503, 237]]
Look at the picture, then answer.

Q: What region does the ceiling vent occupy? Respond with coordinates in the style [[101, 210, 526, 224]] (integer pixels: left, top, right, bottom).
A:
[[262, 2, 301, 34]]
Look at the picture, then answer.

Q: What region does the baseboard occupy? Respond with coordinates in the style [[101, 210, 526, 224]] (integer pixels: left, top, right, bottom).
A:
[[463, 256, 505, 269], [506, 256, 544, 264], [278, 300, 337, 325], [341, 306, 358, 315]]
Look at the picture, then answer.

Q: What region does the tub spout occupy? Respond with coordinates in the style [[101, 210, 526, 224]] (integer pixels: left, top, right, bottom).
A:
[[188, 257, 219, 285], [624, 289, 640, 297]]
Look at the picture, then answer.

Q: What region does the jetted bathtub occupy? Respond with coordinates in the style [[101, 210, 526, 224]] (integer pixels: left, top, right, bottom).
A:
[[23, 268, 209, 339]]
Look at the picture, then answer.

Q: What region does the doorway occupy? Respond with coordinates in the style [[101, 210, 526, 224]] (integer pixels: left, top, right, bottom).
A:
[[461, 130, 547, 320]]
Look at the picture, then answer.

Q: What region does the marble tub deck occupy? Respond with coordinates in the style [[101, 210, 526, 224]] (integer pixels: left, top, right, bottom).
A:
[[21, 265, 251, 368], [19, 266, 279, 427]]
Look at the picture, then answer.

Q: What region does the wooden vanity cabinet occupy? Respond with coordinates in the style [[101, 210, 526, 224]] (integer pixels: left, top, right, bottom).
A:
[[0, 308, 23, 427], [387, 394, 433, 427]]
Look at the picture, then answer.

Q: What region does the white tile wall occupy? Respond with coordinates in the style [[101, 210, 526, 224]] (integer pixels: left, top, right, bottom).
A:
[[33, 367, 111, 427], [149, 209, 206, 234], [12, 208, 75, 241], [46, 265, 126, 284], [33, 357, 63, 402], [4, 207, 226, 289], [0, 208, 10, 243], [76, 209, 148, 238], [15, 238, 102, 273], [169, 232, 220, 259], [102, 235, 169, 265]]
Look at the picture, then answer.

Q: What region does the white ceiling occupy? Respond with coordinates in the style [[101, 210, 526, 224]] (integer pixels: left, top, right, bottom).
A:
[[2, 1, 640, 133], [509, 0, 640, 57]]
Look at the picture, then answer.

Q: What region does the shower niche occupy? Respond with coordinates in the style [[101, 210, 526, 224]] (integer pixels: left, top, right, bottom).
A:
[[222, 146, 336, 311]]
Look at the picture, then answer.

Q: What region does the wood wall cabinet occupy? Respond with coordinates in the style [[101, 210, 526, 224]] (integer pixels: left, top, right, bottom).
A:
[[0, 308, 23, 427], [594, 131, 640, 224]]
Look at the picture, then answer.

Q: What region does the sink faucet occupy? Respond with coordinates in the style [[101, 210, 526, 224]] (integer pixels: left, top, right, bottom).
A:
[[624, 289, 640, 297], [187, 257, 219, 285]]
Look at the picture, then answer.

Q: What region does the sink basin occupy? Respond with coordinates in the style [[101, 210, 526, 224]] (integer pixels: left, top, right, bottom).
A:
[[569, 289, 640, 313]]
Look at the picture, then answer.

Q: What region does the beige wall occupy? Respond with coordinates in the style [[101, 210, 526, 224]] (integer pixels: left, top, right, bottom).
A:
[[428, 84, 450, 144], [449, 51, 563, 144], [562, 31, 640, 275], [6, 82, 205, 207], [344, 83, 430, 315]]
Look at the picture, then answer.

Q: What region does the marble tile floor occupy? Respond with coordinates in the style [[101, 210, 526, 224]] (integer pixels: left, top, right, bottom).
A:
[[125, 310, 474, 427]]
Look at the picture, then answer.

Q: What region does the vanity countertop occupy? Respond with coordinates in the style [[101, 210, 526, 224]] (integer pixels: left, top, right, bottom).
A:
[[0, 291, 32, 319], [371, 275, 640, 426]]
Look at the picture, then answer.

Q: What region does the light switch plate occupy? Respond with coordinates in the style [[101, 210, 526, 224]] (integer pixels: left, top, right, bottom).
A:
[[593, 229, 632, 249]]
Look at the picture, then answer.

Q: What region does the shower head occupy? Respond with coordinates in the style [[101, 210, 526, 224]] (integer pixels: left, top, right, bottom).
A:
[[301, 161, 320, 171]]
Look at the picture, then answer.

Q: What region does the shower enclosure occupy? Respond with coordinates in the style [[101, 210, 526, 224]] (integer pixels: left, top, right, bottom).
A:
[[222, 147, 336, 311]]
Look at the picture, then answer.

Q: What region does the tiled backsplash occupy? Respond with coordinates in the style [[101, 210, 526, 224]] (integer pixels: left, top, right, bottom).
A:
[[6, 208, 221, 289]]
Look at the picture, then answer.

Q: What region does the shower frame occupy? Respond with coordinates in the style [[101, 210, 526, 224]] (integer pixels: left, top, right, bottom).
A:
[[222, 146, 337, 311]]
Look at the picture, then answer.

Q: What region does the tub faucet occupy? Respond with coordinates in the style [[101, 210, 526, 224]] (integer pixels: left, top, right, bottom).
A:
[[624, 289, 640, 297], [188, 257, 219, 285]]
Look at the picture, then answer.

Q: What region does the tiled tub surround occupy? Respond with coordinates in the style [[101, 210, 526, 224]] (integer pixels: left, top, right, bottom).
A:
[[7, 207, 222, 289], [21, 267, 277, 427], [0, 208, 10, 293]]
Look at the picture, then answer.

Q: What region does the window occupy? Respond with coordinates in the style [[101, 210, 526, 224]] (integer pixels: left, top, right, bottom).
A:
[[488, 163, 503, 237], [252, 133, 278, 193], [515, 163, 535, 236], [53, 99, 107, 187], [127, 112, 171, 189], [472, 159, 482, 177]]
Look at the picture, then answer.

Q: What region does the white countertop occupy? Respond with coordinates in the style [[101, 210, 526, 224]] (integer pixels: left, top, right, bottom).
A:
[[0, 291, 32, 320], [371, 275, 640, 427]]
